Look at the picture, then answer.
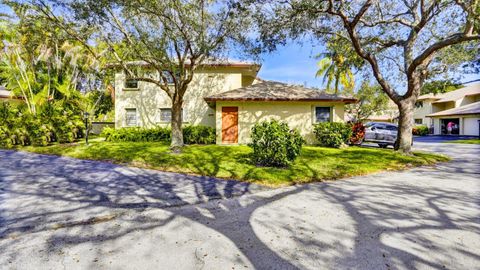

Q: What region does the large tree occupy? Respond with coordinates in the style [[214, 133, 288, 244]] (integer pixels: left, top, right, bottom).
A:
[[35, 0, 251, 151], [250, 0, 480, 154]]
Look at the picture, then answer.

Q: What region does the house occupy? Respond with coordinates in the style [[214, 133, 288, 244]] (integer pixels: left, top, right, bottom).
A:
[[114, 61, 356, 144], [413, 83, 480, 136]]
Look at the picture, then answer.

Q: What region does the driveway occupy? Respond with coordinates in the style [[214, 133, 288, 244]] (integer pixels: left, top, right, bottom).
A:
[[1, 142, 479, 270], [413, 135, 479, 143]]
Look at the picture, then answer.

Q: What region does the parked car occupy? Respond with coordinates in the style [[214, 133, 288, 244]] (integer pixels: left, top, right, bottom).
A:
[[361, 122, 398, 148]]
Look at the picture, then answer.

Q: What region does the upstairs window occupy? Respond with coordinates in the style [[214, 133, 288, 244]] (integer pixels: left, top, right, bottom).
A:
[[125, 108, 137, 126], [315, 107, 331, 123], [124, 79, 138, 89]]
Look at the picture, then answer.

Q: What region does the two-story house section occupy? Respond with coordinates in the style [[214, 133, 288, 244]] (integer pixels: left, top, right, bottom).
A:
[[113, 60, 357, 144], [413, 83, 480, 136], [114, 60, 260, 128]]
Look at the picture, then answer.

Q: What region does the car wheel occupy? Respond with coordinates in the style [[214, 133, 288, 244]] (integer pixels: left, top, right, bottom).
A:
[[378, 143, 388, 148]]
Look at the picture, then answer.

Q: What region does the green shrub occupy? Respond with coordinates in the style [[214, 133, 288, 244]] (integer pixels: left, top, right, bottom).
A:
[[314, 122, 352, 148], [0, 102, 84, 148], [249, 120, 304, 167], [102, 126, 171, 142], [183, 125, 216, 144], [102, 125, 215, 144], [412, 125, 429, 136]]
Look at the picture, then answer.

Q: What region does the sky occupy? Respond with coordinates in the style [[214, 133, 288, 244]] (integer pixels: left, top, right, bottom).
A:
[[256, 41, 326, 88]]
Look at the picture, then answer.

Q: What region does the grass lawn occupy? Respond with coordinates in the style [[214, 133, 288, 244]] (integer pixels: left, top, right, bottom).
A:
[[445, 139, 480, 144], [16, 139, 449, 187]]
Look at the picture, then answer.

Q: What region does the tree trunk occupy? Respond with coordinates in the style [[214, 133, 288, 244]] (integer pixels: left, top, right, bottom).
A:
[[170, 97, 184, 152], [394, 99, 415, 154]]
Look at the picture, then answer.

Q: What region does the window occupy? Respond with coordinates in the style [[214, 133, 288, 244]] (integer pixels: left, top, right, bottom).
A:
[[315, 107, 331, 123], [415, 118, 423, 125], [159, 108, 188, 122], [385, 125, 398, 131], [125, 109, 137, 126], [124, 79, 138, 89], [160, 108, 172, 122]]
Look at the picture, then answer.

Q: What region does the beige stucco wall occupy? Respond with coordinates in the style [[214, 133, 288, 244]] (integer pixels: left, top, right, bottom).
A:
[[215, 101, 346, 145], [463, 117, 480, 136], [413, 99, 435, 126], [115, 67, 256, 128]]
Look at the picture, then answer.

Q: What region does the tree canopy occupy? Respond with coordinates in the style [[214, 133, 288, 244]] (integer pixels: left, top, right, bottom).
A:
[[35, 0, 253, 150], [248, 0, 480, 153]]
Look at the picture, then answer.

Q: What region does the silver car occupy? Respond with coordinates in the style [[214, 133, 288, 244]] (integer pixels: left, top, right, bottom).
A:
[[362, 122, 398, 148]]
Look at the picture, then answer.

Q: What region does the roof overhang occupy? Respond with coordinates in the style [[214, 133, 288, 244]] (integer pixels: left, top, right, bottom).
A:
[[204, 97, 358, 104], [105, 60, 261, 72]]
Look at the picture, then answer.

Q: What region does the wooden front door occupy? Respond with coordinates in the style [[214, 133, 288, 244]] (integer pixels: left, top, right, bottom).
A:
[[222, 107, 238, 143]]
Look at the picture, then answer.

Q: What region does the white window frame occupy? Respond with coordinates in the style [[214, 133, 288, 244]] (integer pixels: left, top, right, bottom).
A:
[[159, 107, 189, 123], [314, 106, 332, 123], [125, 108, 137, 127], [159, 108, 172, 122]]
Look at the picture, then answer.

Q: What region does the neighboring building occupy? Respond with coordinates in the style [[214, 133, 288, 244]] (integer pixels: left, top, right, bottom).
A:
[[114, 61, 356, 144], [0, 86, 13, 100], [413, 83, 480, 136], [0, 86, 23, 103]]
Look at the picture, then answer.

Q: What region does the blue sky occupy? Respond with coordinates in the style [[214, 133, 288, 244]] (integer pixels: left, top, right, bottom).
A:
[[256, 41, 326, 88]]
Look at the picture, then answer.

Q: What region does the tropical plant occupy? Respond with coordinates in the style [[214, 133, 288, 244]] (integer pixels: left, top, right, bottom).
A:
[[350, 122, 366, 145], [315, 37, 363, 95]]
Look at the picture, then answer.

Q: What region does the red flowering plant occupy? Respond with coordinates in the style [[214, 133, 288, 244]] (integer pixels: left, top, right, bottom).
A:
[[350, 122, 365, 145]]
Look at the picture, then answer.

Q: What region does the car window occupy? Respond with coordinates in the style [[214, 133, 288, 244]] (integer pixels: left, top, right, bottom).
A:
[[385, 125, 398, 131], [374, 124, 386, 130]]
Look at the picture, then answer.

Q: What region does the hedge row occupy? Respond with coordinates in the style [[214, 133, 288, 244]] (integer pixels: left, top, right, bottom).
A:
[[101, 125, 216, 144]]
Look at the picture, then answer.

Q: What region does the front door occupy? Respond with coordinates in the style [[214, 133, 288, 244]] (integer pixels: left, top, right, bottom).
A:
[[222, 107, 238, 143]]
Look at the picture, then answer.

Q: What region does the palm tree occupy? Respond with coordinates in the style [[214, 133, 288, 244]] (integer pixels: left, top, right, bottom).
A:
[[315, 37, 363, 95], [315, 53, 355, 95]]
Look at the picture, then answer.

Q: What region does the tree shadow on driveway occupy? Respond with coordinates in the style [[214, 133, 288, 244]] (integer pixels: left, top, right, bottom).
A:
[[1, 148, 479, 269], [0, 150, 303, 269]]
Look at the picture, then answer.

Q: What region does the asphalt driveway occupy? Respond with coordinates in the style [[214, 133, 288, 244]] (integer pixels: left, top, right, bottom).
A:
[[1, 141, 479, 269]]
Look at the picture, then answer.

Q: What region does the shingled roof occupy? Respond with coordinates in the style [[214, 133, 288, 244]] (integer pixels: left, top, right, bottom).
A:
[[204, 81, 357, 103], [427, 101, 480, 117]]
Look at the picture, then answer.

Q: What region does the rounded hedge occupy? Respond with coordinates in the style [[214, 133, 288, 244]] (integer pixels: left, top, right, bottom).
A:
[[249, 120, 304, 167], [313, 122, 352, 148]]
